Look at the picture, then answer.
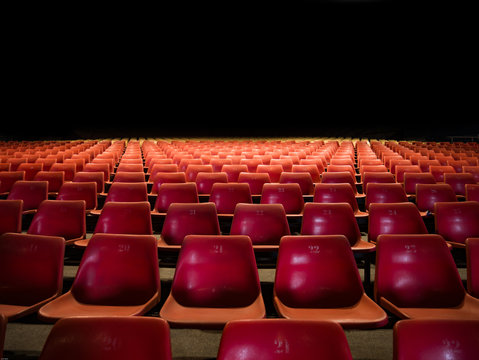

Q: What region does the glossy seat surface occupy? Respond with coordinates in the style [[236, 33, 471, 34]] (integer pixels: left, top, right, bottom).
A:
[[210, 183, 252, 215], [415, 183, 457, 214], [466, 238, 479, 298], [0, 199, 23, 235], [153, 183, 199, 214], [365, 183, 408, 210], [435, 201, 479, 247], [260, 183, 304, 214], [56, 182, 97, 211]]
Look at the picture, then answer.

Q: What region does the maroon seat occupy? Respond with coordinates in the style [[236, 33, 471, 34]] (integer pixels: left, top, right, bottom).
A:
[[434, 201, 479, 248], [230, 203, 290, 250], [430, 165, 456, 182], [34, 171, 65, 195], [0, 171, 25, 195], [210, 183, 252, 216], [274, 235, 387, 329], [393, 319, 479, 360], [466, 183, 479, 202], [39, 317, 172, 360], [403, 172, 436, 196], [50, 163, 76, 182], [149, 172, 186, 195], [185, 164, 213, 182], [260, 183, 304, 216], [28, 200, 86, 245], [195, 172, 228, 195], [395, 165, 421, 183], [39, 233, 160, 322], [321, 171, 362, 197], [72, 171, 104, 194], [444, 172, 477, 197], [415, 183, 457, 216], [56, 182, 98, 212], [0, 233, 64, 320], [375, 234, 479, 320], [6, 180, 48, 214], [217, 319, 353, 360], [159, 235, 265, 329], [466, 238, 479, 298], [368, 202, 428, 243], [0, 199, 23, 235], [17, 162, 43, 181], [365, 183, 408, 211], [361, 172, 395, 195], [152, 182, 199, 215]]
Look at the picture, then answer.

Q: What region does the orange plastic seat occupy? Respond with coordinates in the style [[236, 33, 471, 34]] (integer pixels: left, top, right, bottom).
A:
[[158, 202, 220, 250], [466, 238, 479, 298], [365, 183, 408, 211], [6, 180, 48, 214], [375, 234, 479, 320], [415, 183, 457, 216], [403, 172, 436, 196], [38, 317, 172, 360], [56, 182, 98, 212], [230, 203, 290, 250], [28, 200, 86, 245], [217, 319, 353, 360], [210, 183, 252, 217], [274, 235, 387, 328], [152, 182, 199, 216], [435, 201, 479, 248], [368, 202, 428, 243], [313, 183, 367, 218], [39, 233, 160, 322], [444, 172, 477, 197], [260, 183, 304, 216], [393, 318, 479, 360], [159, 235, 265, 329], [0, 199, 23, 235], [0, 233, 64, 320]]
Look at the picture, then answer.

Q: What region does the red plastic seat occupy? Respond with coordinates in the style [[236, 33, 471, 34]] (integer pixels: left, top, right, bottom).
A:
[[430, 165, 456, 182], [463, 165, 479, 182], [375, 234, 479, 320], [38, 317, 172, 360], [365, 183, 408, 211], [403, 172, 436, 196], [17, 162, 43, 181], [84, 163, 110, 182], [256, 164, 283, 182], [195, 172, 228, 195], [0, 233, 64, 320], [50, 163, 76, 182], [185, 164, 213, 182], [321, 171, 362, 197], [101, 182, 148, 203], [0, 171, 25, 195], [466, 183, 479, 202], [415, 183, 457, 215], [56, 182, 98, 212], [418, 159, 441, 172], [34, 171, 65, 195], [149, 172, 186, 195], [395, 164, 422, 183], [230, 203, 290, 250], [260, 183, 304, 216], [72, 171, 105, 194], [271, 158, 293, 172], [292, 164, 321, 182], [361, 172, 396, 195], [301, 202, 374, 253], [444, 172, 477, 197], [0, 199, 23, 235], [434, 201, 479, 248], [217, 319, 353, 360], [279, 171, 314, 195], [274, 235, 387, 329], [39, 233, 160, 322], [393, 319, 479, 360], [159, 235, 265, 329], [313, 183, 367, 218], [116, 163, 144, 173], [447, 159, 470, 173], [148, 163, 179, 179], [359, 165, 388, 181], [28, 200, 86, 245], [158, 202, 220, 250], [239, 158, 263, 172], [368, 202, 428, 243], [466, 238, 479, 298], [221, 164, 248, 182], [6, 180, 48, 214], [210, 183, 252, 216], [111, 171, 146, 183], [152, 182, 199, 215], [237, 172, 270, 196]]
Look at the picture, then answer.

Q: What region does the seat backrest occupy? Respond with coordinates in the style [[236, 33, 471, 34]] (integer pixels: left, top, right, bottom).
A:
[[275, 235, 363, 308], [50, 163, 76, 181], [463, 166, 479, 182], [279, 171, 314, 195], [230, 203, 290, 245], [28, 200, 86, 241], [435, 201, 479, 245], [116, 163, 144, 173], [365, 183, 408, 210], [375, 234, 465, 307], [444, 172, 477, 196], [112, 171, 146, 183], [7, 180, 48, 211], [256, 164, 283, 182], [34, 171, 65, 193], [185, 164, 213, 182], [292, 164, 321, 182], [237, 172, 270, 195], [154, 183, 199, 213], [320, 172, 358, 194], [415, 183, 457, 213], [57, 182, 97, 211], [150, 172, 186, 194], [393, 319, 479, 360], [171, 235, 260, 308], [39, 316, 171, 360], [466, 183, 479, 202], [73, 171, 104, 193], [0, 171, 25, 193], [210, 183, 252, 214], [313, 183, 360, 213], [84, 163, 110, 181], [195, 172, 228, 194], [260, 183, 304, 214], [217, 319, 353, 360], [301, 203, 361, 247], [161, 202, 220, 245], [429, 165, 456, 182], [71, 233, 159, 306], [17, 162, 43, 181], [403, 172, 436, 195], [0, 199, 23, 235], [94, 201, 153, 235], [0, 233, 64, 306], [362, 172, 396, 195], [104, 182, 148, 203], [466, 238, 479, 298], [368, 202, 427, 243], [221, 164, 248, 182]]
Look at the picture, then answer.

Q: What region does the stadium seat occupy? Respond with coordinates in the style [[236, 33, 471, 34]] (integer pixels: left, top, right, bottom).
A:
[[0, 199, 23, 235], [365, 183, 408, 211], [158, 202, 221, 250], [274, 235, 387, 329], [430, 165, 456, 182], [368, 202, 428, 243], [28, 200, 86, 245], [152, 182, 199, 216], [465, 183, 479, 202], [221, 164, 248, 182], [361, 172, 396, 195], [38, 317, 172, 360], [463, 165, 479, 182], [260, 183, 304, 216], [17, 162, 43, 181], [230, 203, 290, 250], [466, 238, 479, 298], [50, 163, 76, 182], [256, 164, 283, 183], [393, 319, 479, 360], [279, 171, 315, 196], [403, 172, 436, 196], [415, 183, 457, 216], [321, 171, 362, 197], [237, 172, 271, 196], [116, 163, 144, 173], [395, 165, 422, 183], [0, 233, 64, 320], [84, 163, 110, 182], [72, 171, 105, 194], [185, 164, 213, 182], [434, 201, 479, 248], [34, 171, 65, 195], [375, 234, 479, 320], [7, 180, 48, 214], [111, 171, 146, 183], [313, 183, 367, 218], [195, 172, 228, 195], [217, 319, 353, 360], [159, 235, 265, 329], [0, 171, 25, 196], [99, 182, 148, 204], [149, 172, 186, 195], [444, 172, 477, 197], [210, 183, 252, 217], [418, 159, 441, 172], [56, 182, 97, 213], [38, 233, 160, 322]]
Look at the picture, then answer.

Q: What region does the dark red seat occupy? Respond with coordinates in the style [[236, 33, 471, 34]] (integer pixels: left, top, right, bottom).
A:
[[256, 164, 283, 182], [393, 319, 479, 360], [375, 234, 479, 320], [466, 183, 479, 202], [466, 238, 479, 298], [403, 172, 436, 196], [0, 171, 25, 195], [430, 165, 456, 182], [195, 172, 228, 195], [415, 183, 457, 216], [149, 172, 186, 195], [56, 182, 98, 212], [72, 171, 104, 194], [279, 171, 315, 195], [39, 233, 160, 322], [217, 319, 353, 360], [365, 183, 408, 211], [274, 235, 387, 328], [260, 183, 304, 216], [361, 171, 395, 195], [152, 182, 199, 215], [0, 233, 64, 320], [237, 172, 270, 196], [444, 172, 477, 197], [159, 235, 265, 329], [0, 199, 23, 235], [321, 171, 362, 197], [210, 183, 252, 216]]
